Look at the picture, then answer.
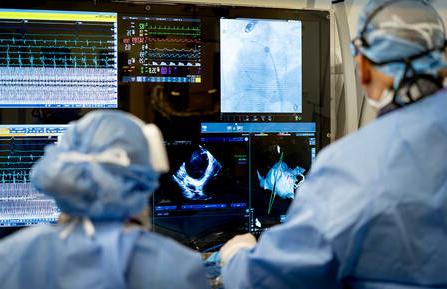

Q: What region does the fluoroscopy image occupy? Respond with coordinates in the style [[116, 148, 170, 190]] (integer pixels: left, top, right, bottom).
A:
[[251, 135, 312, 229], [172, 145, 222, 200], [220, 18, 302, 113]]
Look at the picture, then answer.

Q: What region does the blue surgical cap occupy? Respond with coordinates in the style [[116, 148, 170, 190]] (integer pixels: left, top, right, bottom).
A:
[[355, 0, 447, 88], [31, 110, 168, 221]]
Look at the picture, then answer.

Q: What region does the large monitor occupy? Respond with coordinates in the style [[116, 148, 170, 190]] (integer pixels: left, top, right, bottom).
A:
[[220, 18, 302, 114], [0, 125, 66, 227], [0, 9, 118, 108], [153, 122, 317, 251], [0, 2, 331, 247]]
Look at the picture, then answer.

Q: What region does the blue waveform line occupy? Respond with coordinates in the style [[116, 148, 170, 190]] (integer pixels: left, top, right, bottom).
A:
[[0, 155, 38, 159], [0, 161, 36, 164], [146, 52, 201, 59], [0, 149, 44, 153], [0, 137, 56, 141], [0, 143, 49, 147], [0, 55, 115, 69], [147, 48, 200, 53]]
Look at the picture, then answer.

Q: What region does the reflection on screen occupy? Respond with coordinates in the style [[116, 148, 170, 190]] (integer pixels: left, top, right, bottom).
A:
[[0, 125, 66, 227], [0, 9, 118, 108], [220, 18, 302, 114]]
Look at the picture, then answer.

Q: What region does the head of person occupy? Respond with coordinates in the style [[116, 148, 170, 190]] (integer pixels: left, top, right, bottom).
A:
[[352, 0, 447, 110], [30, 110, 169, 222]]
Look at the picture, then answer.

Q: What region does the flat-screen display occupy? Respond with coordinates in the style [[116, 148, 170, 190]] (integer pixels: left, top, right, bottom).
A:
[[153, 123, 317, 251], [0, 9, 118, 108], [0, 125, 66, 227]]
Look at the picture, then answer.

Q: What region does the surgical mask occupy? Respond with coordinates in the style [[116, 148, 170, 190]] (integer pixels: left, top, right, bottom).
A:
[[366, 88, 394, 109]]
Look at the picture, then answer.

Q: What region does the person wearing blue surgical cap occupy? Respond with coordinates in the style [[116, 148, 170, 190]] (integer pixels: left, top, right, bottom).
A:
[[0, 111, 209, 289], [220, 0, 447, 288]]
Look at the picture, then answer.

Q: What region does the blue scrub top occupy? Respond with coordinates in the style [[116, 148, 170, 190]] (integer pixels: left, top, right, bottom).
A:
[[223, 89, 447, 289], [0, 223, 209, 289]]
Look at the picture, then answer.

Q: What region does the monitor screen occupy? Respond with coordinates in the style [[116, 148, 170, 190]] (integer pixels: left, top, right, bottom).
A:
[[0, 125, 66, 227], [153, 139, 249, 251], [201, 122, 316, 234], [120, 16, 202, 84], [0, 9, 118, 108], [220, 18, 302, 114], [153, 122, 316, 251]]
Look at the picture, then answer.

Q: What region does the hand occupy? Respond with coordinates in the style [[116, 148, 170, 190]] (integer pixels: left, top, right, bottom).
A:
[[220, 233, 257, 266]]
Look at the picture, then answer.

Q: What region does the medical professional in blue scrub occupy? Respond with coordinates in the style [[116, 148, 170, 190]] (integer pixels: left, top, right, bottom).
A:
[[220, 0, 447, 288], [0, 111, 209, 289]]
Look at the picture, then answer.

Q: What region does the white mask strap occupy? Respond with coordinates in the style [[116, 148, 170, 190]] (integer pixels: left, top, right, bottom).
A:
[[366, 88, 394, 109]]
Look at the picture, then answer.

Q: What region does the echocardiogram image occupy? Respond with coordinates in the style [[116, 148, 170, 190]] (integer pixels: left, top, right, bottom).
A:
[[172, 145, 222, 201], [153, 138, 250, 251], [250, 134, 312, 230]]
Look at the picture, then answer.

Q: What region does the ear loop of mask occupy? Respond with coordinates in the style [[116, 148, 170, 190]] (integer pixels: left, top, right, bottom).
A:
[[393, 60, 444, 107], [357, 0, 447, 108]]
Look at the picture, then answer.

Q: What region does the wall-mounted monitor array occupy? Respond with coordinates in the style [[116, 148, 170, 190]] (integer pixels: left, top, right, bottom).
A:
[[0, 1, 331, 250]]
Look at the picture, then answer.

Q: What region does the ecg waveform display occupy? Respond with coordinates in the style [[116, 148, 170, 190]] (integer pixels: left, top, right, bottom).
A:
[[0, 125, 67, 227], [0, 9, 118, 108], [121, 16, 201, 83]]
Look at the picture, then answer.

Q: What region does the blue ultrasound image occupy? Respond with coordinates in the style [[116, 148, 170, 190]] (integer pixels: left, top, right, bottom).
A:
[[220, 18, 302, 113], [251, 135, 311, 230], [153, 139, 250, 251], [172, 146, 222, 200]]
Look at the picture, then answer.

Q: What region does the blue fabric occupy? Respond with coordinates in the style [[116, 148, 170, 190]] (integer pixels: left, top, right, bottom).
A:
[[0, 223, 209, 289], [222, 89, 447, 288], [205, 252, 224, 289], [355, 0, 447, 88], [30, 110, 160, 220]]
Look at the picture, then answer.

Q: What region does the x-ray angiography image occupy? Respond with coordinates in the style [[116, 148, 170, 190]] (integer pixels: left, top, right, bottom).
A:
[[251, 135, 312, 229], [173, 146, 222, 200], [220, 18, 302, 113]]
